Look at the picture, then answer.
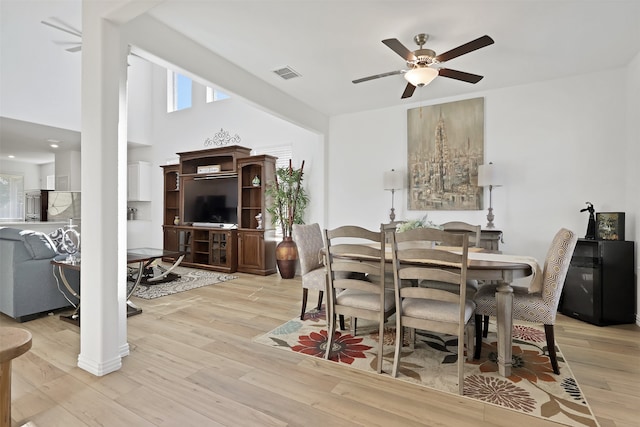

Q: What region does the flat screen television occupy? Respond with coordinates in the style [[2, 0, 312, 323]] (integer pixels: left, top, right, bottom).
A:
[[182, 177, 238, 225]]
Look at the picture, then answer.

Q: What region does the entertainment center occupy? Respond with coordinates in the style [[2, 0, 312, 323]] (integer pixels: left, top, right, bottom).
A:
[[161, 146, 277, 275]]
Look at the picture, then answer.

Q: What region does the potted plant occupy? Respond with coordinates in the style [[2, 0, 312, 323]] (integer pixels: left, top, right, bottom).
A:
[[266, 160, 309, 278]]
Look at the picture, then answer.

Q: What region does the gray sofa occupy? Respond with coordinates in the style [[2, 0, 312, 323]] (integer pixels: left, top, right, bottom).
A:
[[0, 227, 79, 322]]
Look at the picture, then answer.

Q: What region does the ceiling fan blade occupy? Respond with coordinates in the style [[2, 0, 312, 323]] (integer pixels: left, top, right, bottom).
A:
[[438, 68, 484, 84], [352, 70, 404, 84], [435, 35, 494, 63], [41, 20, 82, 38], [401, 83, 416, 99], [382, 38, 416, 61], [65, 46, 82, 53]]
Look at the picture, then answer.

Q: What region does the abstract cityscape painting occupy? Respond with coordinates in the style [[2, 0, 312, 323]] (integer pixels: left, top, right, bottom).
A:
[[407, 97, 484, 211]]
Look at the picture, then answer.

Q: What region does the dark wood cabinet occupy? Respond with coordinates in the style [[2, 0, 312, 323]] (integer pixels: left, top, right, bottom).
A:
[[237, 229, 276, 275], [236, 155, 277, 275], [560, 239, 635, 326], [160, 146, 276, 275]]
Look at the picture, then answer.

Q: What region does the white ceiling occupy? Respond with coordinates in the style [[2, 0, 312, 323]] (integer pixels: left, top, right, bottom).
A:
[[2, 0, 640, 164]]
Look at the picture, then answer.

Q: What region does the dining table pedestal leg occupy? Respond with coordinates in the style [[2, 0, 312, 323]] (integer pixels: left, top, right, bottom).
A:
[[495, 281, 514, 377]]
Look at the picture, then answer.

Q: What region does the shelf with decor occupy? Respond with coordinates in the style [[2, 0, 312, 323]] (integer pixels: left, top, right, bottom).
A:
[[177, 146, 251, 177], [237, 155, 277, 275], [161, 164, 180, 226]]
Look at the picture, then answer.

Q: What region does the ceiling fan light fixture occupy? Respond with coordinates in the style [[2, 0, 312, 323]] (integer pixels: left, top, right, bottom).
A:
[[404, 67, 438, 87]]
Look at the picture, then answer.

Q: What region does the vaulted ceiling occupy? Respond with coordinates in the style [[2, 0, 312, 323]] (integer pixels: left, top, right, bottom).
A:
[[2, 0, 639, 163]]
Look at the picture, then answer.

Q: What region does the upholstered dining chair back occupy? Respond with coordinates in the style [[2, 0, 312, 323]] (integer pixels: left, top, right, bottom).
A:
[[473, 228, 578, 374], [292, 223, 327, 320], [539, 228, 579, 315], [389, 227, 473, 395], [292, 223, 324, 275], [324, 224, 395, 373]]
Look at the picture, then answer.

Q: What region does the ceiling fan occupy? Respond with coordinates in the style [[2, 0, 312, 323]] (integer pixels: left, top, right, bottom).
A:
[[41, 18, 82, 53], [353, 33, 494, 99]]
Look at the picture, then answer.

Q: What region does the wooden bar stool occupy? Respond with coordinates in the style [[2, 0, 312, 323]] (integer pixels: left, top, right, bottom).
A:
[[1, 327, 32, 427]]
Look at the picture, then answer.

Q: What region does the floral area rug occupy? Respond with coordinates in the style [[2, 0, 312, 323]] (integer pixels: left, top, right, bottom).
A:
[[130, 264, 237, 299], [254, 307, 599, 427]]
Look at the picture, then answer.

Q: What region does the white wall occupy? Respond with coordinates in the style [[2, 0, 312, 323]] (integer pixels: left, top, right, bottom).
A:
[[328, 68, 632, 267], [625, 51, 640, 323], [54, 150, 81, 190], [0, 0, 81, 131], [127, 62, 324, 249]]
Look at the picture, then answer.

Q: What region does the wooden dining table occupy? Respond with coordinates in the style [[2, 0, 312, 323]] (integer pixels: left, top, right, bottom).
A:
[[335, 247, 535, 377]]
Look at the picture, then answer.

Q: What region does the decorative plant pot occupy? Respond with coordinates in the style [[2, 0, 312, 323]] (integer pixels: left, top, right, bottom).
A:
[[275, 236, 298, 279]]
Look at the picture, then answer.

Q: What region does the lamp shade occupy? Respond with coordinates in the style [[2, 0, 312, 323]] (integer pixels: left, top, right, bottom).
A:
[[404, 67, 438, 87], [383, 169, 403, 190], [477, 163, 502, 187]]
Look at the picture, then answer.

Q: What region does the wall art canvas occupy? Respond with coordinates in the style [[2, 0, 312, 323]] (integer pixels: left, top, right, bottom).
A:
[[596, 212, 625, 240], [407, 97, 484, 210]]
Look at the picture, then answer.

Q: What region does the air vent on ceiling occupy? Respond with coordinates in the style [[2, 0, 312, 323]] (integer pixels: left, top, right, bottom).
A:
[[273, 66, 301, 80]]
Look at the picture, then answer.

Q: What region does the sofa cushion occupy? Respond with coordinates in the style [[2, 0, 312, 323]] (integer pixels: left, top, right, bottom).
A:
[[20, 230, 57, 260], [0, 227, 25, 241]]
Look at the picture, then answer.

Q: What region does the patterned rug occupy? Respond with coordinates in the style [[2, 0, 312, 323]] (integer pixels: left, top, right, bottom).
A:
[[131, 264, 237, 299], [254, 307, 599, 427]]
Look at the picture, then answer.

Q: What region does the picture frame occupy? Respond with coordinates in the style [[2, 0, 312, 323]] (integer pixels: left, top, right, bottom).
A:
[[197, 164, 221, 174], [596, 212, 625, 241]]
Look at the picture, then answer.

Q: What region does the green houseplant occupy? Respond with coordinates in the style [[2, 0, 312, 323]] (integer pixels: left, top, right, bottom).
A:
[[266, 160, 309, 278]]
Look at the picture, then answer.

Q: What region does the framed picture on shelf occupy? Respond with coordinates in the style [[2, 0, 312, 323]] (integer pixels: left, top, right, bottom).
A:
[[596, 212, 625, 241]]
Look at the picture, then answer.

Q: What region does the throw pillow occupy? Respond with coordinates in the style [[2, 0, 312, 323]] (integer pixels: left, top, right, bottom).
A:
[[49, 228, 79, 255]]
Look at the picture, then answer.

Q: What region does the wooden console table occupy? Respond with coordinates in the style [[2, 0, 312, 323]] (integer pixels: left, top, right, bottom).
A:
[[480, 229, 503, 252]]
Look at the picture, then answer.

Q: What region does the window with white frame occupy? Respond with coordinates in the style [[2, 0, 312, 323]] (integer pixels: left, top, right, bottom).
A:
[[0, 174, 24, 221], [167, 70, 192, 112], [206, 87, 230, 103]]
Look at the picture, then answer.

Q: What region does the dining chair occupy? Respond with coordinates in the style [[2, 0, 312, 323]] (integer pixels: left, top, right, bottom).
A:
[[441, 221, 481, 247], [389, 227, 474, 395], [420, 221, 482, 298], [324, 225, 395, 373], [292, 223, 326, 320], [473, 228, 578, 373]]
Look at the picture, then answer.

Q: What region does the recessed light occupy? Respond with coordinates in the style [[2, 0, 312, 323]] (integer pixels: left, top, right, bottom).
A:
[[50, 143, 59, 148], [46, 139, 60, 143], [8, 155, 15, 158]]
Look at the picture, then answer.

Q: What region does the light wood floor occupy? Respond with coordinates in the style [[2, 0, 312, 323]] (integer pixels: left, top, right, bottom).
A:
[[2, 273, 639, 427]]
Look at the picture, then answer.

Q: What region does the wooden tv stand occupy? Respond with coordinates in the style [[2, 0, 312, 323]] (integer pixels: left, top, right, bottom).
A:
[[161, 146, 276, 275]]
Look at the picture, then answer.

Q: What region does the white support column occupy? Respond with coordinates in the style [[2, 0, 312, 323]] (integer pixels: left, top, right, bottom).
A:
[[78, 1, 129, 375]]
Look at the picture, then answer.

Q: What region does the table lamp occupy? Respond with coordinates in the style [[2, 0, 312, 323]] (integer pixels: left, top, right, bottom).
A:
[[383, 169, 403, 222], [477, 162, 502, 229]]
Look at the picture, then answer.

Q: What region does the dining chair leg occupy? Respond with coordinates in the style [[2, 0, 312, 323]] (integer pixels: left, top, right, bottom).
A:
[[392, 316, 402, 377], [483, 315, 489, 338], [376, 318, 384, 373], [325, 312, 336, 361], [474, 314, 483, 359], [316, 290, 323, 310], [544, 324, 560, 374], [300, 288, 309, 320], [465, 323, 475, 362]]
